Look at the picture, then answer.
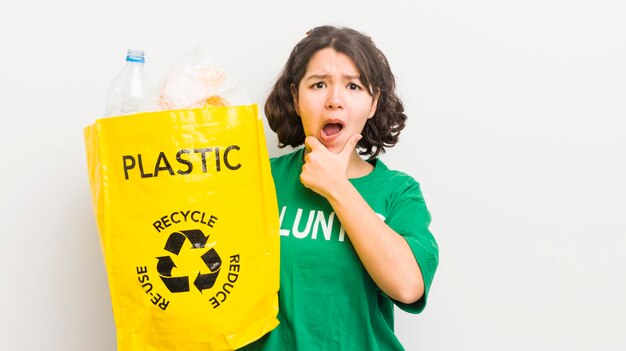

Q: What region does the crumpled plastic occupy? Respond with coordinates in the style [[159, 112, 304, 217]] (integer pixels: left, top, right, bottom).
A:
[[143, 45, 251, 111]]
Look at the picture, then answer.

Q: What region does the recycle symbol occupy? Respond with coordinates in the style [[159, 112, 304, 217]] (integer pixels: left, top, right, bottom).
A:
[[156, 229, 222, 293]]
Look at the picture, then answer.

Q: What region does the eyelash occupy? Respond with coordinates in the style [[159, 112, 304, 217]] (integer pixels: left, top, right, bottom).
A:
[[311, 82, 362, 90], [348, 83, 361, 91]]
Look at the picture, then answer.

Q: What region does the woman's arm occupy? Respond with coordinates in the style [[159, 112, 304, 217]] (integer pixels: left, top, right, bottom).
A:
[[300, 135, 423, 304]]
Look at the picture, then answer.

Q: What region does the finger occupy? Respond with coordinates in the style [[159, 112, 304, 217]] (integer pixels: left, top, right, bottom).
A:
[[305, 136, 325, 152], [340, 134, 362, 158]]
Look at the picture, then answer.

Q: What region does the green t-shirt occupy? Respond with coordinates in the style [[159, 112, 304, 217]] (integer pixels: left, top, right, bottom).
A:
[[241, 149, 438, 351]]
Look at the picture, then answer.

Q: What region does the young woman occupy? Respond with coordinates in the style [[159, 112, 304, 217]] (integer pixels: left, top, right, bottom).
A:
[[242, 25, 438, 351]]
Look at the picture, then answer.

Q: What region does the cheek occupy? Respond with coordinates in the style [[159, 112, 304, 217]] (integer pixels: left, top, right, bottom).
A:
[[296, 98, 319, 123], [355, 119, 369, 133], [300, 118, 313, 135], [353, 103, 376, 128], [297, 94, 317, 114]]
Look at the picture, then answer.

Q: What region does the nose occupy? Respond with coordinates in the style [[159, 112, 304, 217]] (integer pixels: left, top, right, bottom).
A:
[[325, 86, 344, 110]]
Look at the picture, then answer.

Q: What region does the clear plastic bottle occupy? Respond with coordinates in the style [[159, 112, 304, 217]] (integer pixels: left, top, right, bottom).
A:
[[105, 49, 151, 116]]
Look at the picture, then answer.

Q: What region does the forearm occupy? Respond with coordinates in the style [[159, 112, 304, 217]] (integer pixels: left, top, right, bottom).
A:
[[327, 180, 424, 304]]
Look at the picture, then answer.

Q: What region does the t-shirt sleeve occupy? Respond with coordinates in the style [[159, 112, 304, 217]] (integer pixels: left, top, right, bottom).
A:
[[385, 177, 439, 314]]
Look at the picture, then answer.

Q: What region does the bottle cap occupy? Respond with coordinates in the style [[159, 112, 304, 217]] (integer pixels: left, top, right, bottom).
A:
[[126, 49, 145, 63]]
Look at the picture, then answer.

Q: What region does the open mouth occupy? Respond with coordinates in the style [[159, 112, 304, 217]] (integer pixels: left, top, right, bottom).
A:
[[322, 122, 344, 137]]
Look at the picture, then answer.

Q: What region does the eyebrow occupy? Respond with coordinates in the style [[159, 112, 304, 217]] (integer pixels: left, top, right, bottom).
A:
[[303, 74, 361, 81]]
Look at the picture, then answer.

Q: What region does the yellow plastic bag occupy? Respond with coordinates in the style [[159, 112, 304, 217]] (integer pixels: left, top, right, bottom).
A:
[[84, 104, 279, 350]]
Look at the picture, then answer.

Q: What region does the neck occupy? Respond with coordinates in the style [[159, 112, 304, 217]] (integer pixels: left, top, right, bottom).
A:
[[346, 152, 374, 179]]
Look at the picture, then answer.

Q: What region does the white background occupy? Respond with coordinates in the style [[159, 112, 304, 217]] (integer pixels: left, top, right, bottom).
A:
[[1, 0, 625, 350]]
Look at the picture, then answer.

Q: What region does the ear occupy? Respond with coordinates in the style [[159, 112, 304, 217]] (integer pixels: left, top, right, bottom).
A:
[[368, 89, 380, 119], [290, 83, 300, 116]]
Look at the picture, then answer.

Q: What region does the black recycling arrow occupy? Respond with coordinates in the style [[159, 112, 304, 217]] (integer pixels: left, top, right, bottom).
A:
[[164, 232, 186, 255], [161, 276, 190, 293], [155, 228, 216, 294], [201, 248, 222, 272], [156, 256, 176, 276], [181, 229, 209, 249], [194, 271, 219, 292]]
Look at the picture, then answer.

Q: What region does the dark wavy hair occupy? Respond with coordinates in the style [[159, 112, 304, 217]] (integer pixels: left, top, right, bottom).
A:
[[265, 25, 407, 159]]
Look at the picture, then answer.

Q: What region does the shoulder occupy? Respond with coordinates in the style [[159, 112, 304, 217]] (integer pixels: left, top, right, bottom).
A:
[[270, 149, 299, 164], [270, 148, 302, 166], [370, 160, 430, 224], [372, 159, 424, 198], [270, 148, 304, 176]]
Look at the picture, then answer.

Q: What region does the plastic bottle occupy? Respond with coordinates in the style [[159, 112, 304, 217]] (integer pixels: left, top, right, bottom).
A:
[[105, 49, 151, 116]]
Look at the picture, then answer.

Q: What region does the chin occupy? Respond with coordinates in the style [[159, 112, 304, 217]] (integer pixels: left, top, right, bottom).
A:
[[326, 144, 344, 154]]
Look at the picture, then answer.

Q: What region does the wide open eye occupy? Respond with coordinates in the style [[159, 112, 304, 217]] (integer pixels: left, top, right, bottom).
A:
[[348, 83, 362, 91]]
